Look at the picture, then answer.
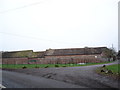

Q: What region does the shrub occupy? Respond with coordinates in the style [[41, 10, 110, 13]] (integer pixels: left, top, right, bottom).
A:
[[44, 66, 49, 68], [62, 65, 66, 67], [101, 69, 105, 72], [22, 66, 27, 69], [35, 66, 39, 68], [102, 65, 106, 67], [55, 64, 59, 67]]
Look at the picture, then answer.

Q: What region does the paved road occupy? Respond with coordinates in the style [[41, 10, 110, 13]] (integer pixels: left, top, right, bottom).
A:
[[2, 70, 85, 88], [2, 61, 119, 88]]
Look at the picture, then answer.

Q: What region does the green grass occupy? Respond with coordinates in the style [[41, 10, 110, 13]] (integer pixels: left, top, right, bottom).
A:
[[0, 61, 115, 69], [106, 64, 120, 73], [95, 64, 120, 78]]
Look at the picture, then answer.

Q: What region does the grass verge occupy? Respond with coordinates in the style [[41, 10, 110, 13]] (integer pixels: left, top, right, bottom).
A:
[[95, 64, 120, 79], [1, 61, 115, 69]]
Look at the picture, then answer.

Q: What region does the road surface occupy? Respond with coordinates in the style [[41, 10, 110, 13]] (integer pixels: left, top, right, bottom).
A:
[[2, 70, 85, 88], [2, 60, 119, 88]]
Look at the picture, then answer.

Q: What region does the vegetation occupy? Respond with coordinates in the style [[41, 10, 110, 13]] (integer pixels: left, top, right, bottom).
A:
[[44, 65, 49, 68], [106, 64, 119, 73], [102, 48, 117, 61], [117, 50, 120, 59], [96, 64, 120, 78], [55, 64, 59, 67], [0, 61, 115, 69]]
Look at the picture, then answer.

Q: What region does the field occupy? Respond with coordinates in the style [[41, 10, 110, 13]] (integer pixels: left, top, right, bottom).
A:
[[0, 61, 115, 69]]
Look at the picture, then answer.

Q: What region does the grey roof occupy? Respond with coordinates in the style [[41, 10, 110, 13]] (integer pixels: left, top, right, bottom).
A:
[[45, 47, 108, 56]]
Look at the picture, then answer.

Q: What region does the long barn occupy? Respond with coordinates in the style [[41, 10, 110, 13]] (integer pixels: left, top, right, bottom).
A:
[[2, 47, 111, 64]]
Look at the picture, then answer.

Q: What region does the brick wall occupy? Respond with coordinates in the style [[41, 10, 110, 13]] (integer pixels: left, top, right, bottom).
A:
[[44, 54, 106, 64], [2, 54, 107, 64], [2, 58, 28, 64]]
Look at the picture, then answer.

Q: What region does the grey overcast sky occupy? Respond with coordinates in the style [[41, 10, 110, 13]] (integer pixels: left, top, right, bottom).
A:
[[0, 0, 119, 51]]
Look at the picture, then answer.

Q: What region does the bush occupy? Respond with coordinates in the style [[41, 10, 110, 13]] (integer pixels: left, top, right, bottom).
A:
[[62, 65, 66, 67], [35, 66, 39, 68], [44, 66, 49, 68], [102, 65, 106, 67], [22, 66, 27, 69], [55, 64, 59, 67], [101, 69, 105, 72]]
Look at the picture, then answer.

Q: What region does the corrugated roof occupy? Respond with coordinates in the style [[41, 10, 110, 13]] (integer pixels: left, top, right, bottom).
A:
[[33, 51, 45, 58], [45, 47, 108, 56]]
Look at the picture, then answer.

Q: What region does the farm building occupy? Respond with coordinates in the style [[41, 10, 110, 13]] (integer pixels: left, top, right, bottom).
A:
[[43, 47, 109, 64], [2, 47, 111, 64]]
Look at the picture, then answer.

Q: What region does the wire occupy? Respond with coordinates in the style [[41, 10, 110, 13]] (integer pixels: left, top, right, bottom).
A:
[[0, 32, 82, 45], [0, 1, 43, 14], [0, 32, 57, 42]]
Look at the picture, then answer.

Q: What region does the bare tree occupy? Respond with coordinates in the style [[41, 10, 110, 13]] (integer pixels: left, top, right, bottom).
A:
[[117, 50, 120, 60], [102, 48, 117, 61]]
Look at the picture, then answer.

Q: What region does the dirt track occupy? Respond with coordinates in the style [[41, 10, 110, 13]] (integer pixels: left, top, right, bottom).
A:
[[3, 61, 119, 88]]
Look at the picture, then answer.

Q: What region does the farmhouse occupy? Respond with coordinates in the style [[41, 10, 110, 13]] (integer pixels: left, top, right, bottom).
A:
[[2, 47, 110, 64]]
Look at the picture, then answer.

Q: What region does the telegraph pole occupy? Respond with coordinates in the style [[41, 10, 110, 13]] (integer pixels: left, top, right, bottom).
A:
[[118, 1, 120, 47]]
